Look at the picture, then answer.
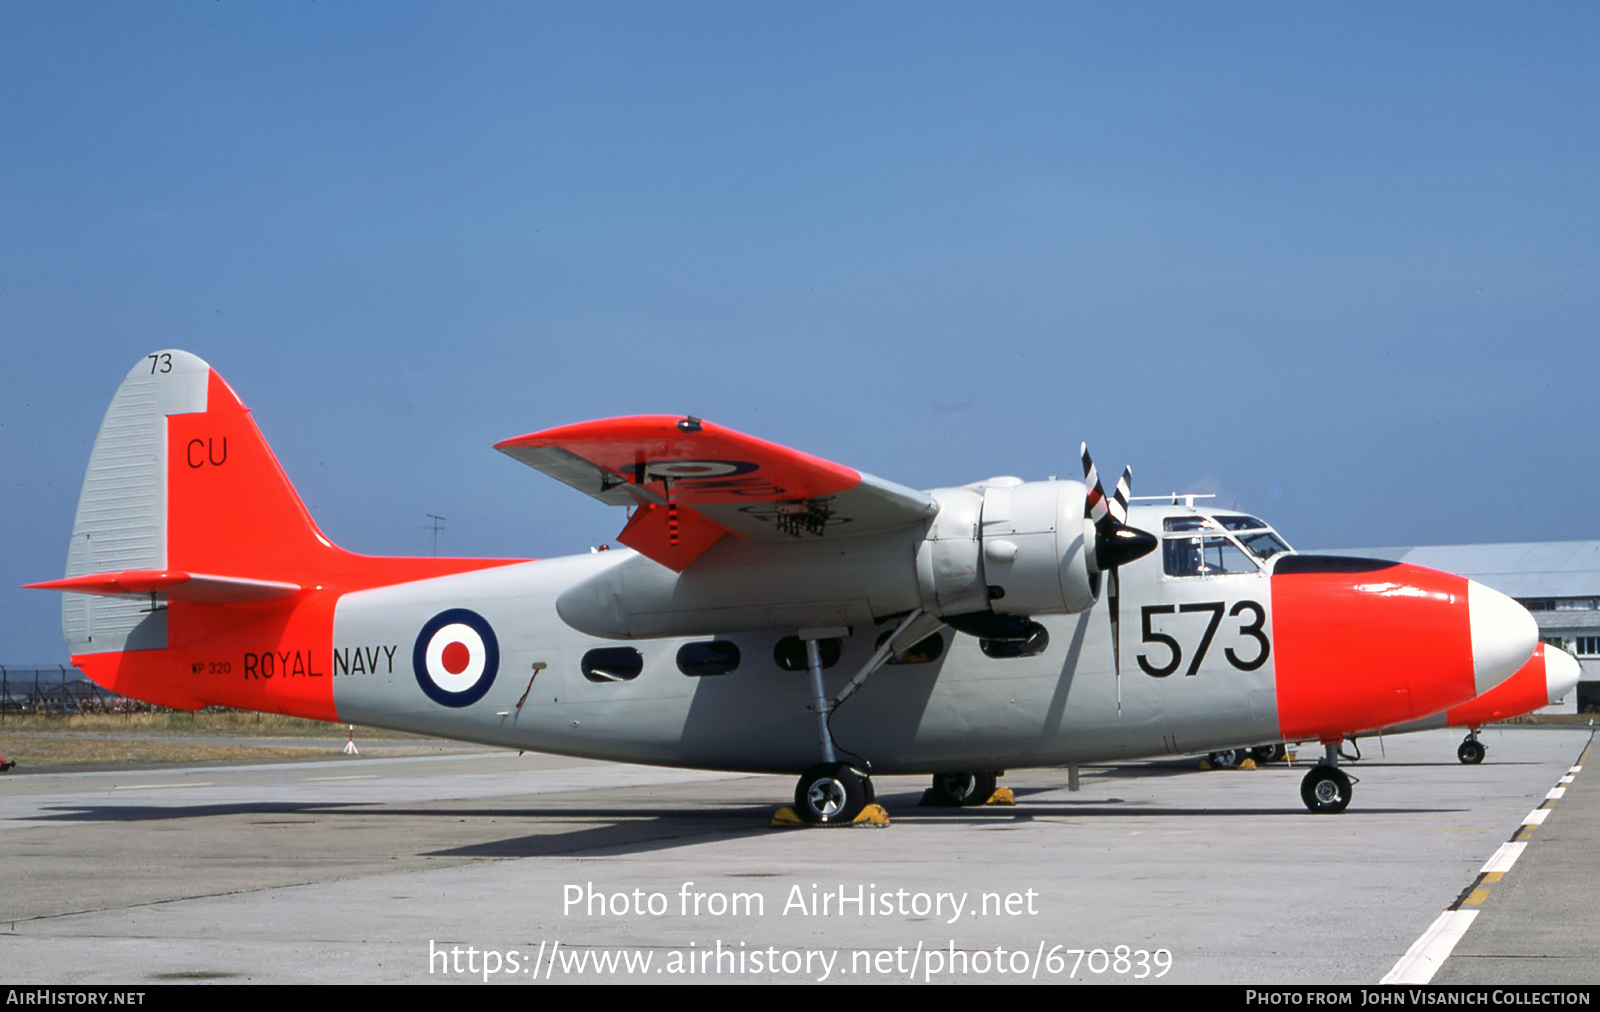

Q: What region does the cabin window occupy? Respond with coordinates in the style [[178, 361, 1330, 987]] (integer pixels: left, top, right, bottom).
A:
[[874, 630, 946, 665], [979, 622, 1049, 659], [677, 640, 741, 676], [773, 636, 841, 672], [581, 647, 643, 682]]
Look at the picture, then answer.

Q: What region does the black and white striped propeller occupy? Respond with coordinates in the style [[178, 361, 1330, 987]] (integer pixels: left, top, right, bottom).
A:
[[1081, 444, 1158, 711]]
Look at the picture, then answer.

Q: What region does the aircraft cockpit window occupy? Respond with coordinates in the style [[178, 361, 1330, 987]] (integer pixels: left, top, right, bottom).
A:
[[1163, 517, 1217, 532], [677, 640, 741, 676], [1214, 516, 1269, 532], [773, 636, 842, 672], [1162, 536, 1259, 577], [1237, 531, 1290, 560], [582, 647, 644, 682]]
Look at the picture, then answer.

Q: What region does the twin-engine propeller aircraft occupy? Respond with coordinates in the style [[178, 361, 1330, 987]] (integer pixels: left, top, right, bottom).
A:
[[30, 352, 1539, 821], [1372, 641, 1579, 765], [1211, 642, 1580, 777]]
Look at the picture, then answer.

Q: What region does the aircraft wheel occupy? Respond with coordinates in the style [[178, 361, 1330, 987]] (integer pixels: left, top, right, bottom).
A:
[[1300, 766, 1352, 814], [1251, 744, 1286, 764], [1208, 749, 1243, 769], [1458, 739, 1486, 765], [929, 771, 997, 806], [795, 763, 868, 824]]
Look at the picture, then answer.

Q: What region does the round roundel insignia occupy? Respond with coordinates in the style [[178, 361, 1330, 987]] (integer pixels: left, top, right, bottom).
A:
[[413, 609, 499, 707], [642, 459, 758, 480]]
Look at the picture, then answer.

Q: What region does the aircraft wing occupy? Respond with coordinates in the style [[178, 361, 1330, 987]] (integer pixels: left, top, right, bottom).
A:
[[495, 415, 938, 571]]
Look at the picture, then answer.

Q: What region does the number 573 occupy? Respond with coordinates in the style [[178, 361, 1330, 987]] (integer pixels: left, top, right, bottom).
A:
[[1136, 600, 1269, 677]]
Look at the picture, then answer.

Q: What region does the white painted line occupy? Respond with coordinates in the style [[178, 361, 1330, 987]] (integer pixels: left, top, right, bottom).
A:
[[1571, 766, 1583, 773], [1559, 775, 1575, 784], [1524, 808, 1550, 825], [1480, 841, 1526, 874], [307, 775, 379, 781], [1546, 787, 1566, 800], [1381, 909, 1479, 984], [111, 782, 214, 791]]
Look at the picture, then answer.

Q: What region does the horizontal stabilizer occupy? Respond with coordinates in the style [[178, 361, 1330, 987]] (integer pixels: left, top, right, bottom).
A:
[[27, 569, 302, 603]]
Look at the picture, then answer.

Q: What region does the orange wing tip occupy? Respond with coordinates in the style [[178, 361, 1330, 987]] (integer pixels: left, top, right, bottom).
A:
[[497, 415, 862, 494], [27, 569, 302, 603]]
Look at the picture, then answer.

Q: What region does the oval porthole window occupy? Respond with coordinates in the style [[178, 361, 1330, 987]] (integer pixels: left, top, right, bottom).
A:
[[874, 630, 945, 665], [581, 646, 643, 682], [773, 636, 841, 672], [677, 640, 741, 676]]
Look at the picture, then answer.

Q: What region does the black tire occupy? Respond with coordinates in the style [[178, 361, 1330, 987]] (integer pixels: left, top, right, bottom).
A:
[[794, 762, 868, 824], [1300, 766, 1352, 813], [929, 771, 997, 806], [1458, 739, 1486, 765], [1208, 749, 1243, 769], [1251, 744, 1286, 764]]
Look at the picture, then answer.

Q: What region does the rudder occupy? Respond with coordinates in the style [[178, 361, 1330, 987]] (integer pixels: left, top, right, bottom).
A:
[[58, 350, 338, 656]]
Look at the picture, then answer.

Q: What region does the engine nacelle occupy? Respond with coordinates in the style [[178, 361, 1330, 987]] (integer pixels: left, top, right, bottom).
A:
[[914, 478, 1098, 625], [554, 476, 1101, 642]]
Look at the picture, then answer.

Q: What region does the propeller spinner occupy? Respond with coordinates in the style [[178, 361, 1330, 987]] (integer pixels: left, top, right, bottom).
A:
[[1080, 444, 1158, 711]]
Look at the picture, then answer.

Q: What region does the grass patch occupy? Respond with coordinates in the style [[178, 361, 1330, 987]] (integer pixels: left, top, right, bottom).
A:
[[0, 710, 384, 736], [0, 709, 439, 767], [0, 735, 342, 766]]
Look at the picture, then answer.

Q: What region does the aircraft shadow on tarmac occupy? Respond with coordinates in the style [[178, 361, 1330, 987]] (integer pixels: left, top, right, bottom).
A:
[[23, 780, 1473, 861], [28, 801, 373, 822]]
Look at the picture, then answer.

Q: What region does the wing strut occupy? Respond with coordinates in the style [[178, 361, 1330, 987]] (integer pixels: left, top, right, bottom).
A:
[[804, 609, 939, 763], [832, 609, 938, 710], [786, 611, 940, 825]]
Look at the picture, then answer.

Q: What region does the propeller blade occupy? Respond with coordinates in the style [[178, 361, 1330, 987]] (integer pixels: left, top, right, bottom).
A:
[[1108, 565, 1122, 714], [1110, 465, 1131, 525], [1080, 444, 1156, 716], [1080, 443, 1110, 526]]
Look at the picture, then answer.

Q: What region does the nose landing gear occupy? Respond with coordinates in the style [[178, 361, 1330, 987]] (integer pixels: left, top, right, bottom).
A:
[[1300, 741, 1356, 813]]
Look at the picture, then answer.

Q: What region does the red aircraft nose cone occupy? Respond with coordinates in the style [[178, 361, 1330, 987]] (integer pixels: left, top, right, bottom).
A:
[[1271, 556, 1536, 741]]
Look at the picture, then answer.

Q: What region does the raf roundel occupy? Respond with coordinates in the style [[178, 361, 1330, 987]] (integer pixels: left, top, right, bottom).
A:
[[642, 459, 758, 480], [413, 609, 499, 707]]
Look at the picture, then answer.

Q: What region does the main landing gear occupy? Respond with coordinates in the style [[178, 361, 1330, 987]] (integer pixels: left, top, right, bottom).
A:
[[927, 771, 998, 807], [1252, 743, 1287, 764], [1207, 748, 1245, 769], [785, 612, 941, 826], [795, 762, 874, 823], [1458, 731, 1486, 765], [1300, 741, 1355, 814]]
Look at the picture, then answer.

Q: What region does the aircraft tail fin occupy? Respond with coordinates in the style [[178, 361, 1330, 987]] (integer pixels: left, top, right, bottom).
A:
[[52, 350, 342, 657]]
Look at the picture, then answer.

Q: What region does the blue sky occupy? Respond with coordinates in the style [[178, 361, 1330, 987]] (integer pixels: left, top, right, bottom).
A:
[[3, 3, 1597, 664]]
